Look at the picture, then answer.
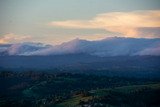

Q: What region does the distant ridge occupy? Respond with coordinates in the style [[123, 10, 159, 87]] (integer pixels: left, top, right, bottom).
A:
[[0, 37, 160, 56]]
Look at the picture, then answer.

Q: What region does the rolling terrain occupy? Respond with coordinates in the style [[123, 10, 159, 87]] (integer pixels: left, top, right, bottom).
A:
[[0, 71, 160, 107]]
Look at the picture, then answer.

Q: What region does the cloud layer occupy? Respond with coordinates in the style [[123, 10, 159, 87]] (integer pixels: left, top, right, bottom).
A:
[[0, 33, 31, 44], [1, 37, 159, 56], [50, 10, 160, 38]]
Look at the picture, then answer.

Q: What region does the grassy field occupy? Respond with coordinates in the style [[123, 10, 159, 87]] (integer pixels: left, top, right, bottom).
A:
[[55, 83, 160, 107], [55, 95, 92, 107]]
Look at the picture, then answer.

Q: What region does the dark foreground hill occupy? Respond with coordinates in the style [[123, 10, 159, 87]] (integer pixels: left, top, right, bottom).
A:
[[0, 71, 160, 107]]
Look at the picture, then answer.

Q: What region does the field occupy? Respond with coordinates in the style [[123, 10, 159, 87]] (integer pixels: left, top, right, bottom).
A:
[[55, 84, 160, 107]]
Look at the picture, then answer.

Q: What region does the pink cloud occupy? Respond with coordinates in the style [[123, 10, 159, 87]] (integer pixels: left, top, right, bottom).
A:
[[0, 33, 32, 44]]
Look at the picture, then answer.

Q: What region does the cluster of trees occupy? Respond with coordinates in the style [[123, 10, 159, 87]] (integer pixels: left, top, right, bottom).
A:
[[0, 71, 160, 107]]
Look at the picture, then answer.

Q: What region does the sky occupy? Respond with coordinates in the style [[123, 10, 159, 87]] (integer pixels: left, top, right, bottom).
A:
[[0, 0, 160, 44]]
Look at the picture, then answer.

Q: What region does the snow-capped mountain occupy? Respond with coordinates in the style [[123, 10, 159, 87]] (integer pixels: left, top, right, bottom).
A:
[[0, 37, 160, 56]]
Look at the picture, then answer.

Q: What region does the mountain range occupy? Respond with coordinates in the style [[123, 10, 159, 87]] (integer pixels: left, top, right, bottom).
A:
[[0, 37, 160, 56]]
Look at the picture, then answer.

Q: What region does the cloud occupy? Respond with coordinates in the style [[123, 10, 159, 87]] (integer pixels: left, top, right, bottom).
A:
[[49, 10, 160, 37], [137, 47, 160, 56], [0, 33, 32, 44]]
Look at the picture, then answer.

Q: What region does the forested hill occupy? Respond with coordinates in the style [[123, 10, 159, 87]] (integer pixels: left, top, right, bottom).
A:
[[0, 55, 160, 78]]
